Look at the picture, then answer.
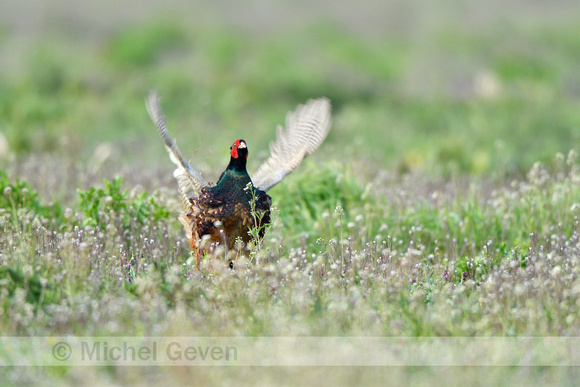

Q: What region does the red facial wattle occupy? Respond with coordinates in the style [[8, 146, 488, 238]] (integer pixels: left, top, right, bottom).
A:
[[230, 140, 240, 159], [230, 139, 247, 159]]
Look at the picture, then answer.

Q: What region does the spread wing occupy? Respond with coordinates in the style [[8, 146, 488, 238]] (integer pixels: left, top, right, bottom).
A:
[[146, 90, 210, 200], [252, 98, 332, 192]]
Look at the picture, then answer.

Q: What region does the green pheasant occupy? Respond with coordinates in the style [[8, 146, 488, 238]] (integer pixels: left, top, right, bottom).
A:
[[146, 91, 332, 266]]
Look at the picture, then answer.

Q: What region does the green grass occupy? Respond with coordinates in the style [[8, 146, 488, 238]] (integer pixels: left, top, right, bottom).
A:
[[1, 12, 580, 173], [2, 155, 580, 333], [2, 153, 580, 384], [2, 1, 580, 385]]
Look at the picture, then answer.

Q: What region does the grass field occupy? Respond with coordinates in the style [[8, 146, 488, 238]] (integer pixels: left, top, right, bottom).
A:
[[2, 0, 580, 385]]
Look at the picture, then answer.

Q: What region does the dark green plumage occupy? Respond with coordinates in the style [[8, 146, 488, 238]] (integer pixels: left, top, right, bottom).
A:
[[146, 91, 332, 268], [184, 139, 271, 263], [210, 138, 270, 210]]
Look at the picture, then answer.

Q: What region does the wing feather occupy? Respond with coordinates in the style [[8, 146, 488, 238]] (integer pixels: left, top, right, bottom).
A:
[[146, 90, 209, 201], [252, 98, 332, 192]]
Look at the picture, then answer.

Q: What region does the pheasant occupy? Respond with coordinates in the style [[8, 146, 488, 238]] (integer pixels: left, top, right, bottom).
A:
[[146, 91, 332, 266]]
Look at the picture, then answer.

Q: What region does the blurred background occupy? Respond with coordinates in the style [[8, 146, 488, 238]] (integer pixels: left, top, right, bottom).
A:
[[1, 0, 580, 178]]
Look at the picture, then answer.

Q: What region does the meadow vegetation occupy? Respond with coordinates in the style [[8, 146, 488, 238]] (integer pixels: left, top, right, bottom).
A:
[[1, 1, 580, 385]]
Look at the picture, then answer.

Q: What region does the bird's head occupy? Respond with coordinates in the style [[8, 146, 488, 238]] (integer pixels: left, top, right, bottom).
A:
[[230, 139, 248, 160]]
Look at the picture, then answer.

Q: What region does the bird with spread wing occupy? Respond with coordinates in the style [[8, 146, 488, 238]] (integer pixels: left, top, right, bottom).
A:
[[146, 91, 332, 266]]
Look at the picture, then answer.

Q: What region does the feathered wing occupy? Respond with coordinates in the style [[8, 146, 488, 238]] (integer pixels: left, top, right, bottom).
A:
[[252, 98, 332, 192], [146, 90, 210, 202]]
